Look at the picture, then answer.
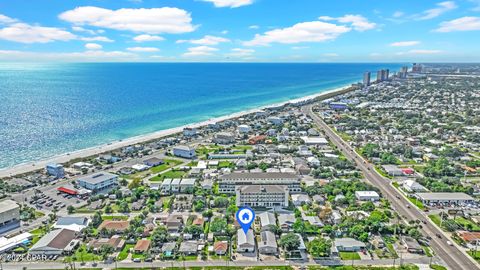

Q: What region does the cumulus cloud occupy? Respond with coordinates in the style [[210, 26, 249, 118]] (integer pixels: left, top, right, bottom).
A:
[[202, 0, 253, 8], [0, 49, 136, 61], [183, 46, 218, 57], [80, 36, 114, 42], [415, 1, 457, 20], [392, 11, 404, 18], [390, 41, 421, 47], [0, 23, 76, 43], [244, 21, 350, 46], [396, 49, 442, 55], [177, 35, 230, 45], [318, 14, 377, 31], [133, 34, 165, 42], [0, 14, 17, 24], [127, 47, 160, 52], [59, 6, 196, 34], [249, 25, 259, 29], [85, 43, 102, 50], [434, 16, 480, 32]]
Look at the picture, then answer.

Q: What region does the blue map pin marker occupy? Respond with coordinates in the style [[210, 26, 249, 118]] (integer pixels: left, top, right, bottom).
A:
[[236, 206, 255, 235]]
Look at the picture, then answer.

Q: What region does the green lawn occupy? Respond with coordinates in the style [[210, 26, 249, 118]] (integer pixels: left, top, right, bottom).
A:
[[151, 169, 187, 181], [117, 244, 134, 261], [339, 251, 361, 260], [150, 159, 183, 173], [218, 161, 233, 168], [408, 197, 425, 210], [468, 250, 480, 262], [430, 265, 447, 270], [429, 214, 442, 227], [131, 252, 146, 260], [102, 215, 129, 220], [179, 255, 198, 261], [73, 244, 102, 262], [455, 217, 480, 231]]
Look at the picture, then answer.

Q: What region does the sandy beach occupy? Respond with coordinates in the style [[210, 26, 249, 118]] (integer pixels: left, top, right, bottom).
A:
[[0, 84, 354, 178]]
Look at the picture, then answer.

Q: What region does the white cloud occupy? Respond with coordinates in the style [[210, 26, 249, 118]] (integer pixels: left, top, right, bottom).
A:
[[415, 1, 457, 20], [0, 14, 17, 24], [202, 0, 253, 8], [227, 48, 254, 57], [59, 6, 196, 34], [85, 43, 102, 50], [319, 14, 376, 31], [244, 21, 350, 46], [390, 41, 421, 47], [183, 46, 218, 57], [80, 36, 114, 42], [72, 26, 97, 35], [396, 49, 442, 55], [323, 53, 338, 57], [435, 16, 480, 32], [249, 25, 259, 29], [127, 47, 160, 52], [393, 11, 404, 18], [0, 49, 136, 61], [133, 34, 165, 42], [0, 23, 76, 43], [177, 35, 230, 45], [221, 30, 229, 34]]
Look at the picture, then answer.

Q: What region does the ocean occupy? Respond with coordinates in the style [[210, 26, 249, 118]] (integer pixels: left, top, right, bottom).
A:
[[0, 63, 403, 169]]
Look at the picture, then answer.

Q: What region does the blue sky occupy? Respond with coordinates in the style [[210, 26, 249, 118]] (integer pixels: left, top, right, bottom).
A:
[[0, 0, 479, 62]]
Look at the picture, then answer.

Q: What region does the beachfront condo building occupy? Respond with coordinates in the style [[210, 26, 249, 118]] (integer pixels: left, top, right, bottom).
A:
[[77, 172, 118, 192], [172, 145, 196, 159], [46, 163, 65, 179], [363, 71, 371, 86]]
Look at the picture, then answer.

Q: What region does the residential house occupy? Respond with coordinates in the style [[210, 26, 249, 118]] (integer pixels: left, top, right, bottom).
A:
[[258, 231, 278, 255], [237, 229, 255, 253]]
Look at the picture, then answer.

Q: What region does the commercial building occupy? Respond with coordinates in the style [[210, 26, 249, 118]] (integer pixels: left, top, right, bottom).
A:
[[218, 172, 301, 193], [300, 137, 328, 145], [172, 145, 196, 159], [29, 229, 78, 255], [329, 102, 348, 110], [0, 232, 32, 254], [382, 165, 404, 176], [77, 172, 118, 192], [402, 180, 427, 193], [355, 191, 380, 201], [363, 71, 371, 86], [414, 192, 475, 204], [0, 199, 20, 234], [53, 217, 89, 232], [236, 185, 289, 207], [46, 163, 65, 179]]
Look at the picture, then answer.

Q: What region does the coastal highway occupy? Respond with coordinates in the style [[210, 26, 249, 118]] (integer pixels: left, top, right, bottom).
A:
[[303, 105, 480, 270]]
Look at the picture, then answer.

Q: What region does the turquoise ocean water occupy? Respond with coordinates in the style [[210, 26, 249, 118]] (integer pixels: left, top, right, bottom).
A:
[[0, 63, 403, 168]]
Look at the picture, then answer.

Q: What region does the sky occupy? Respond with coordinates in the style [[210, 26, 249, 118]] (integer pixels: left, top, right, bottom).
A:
[[0, 0, 480, 62]]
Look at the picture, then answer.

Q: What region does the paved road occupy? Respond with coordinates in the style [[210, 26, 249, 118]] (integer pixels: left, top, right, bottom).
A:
[[303, 105, 480, 270], [1, 258, 437, 270]]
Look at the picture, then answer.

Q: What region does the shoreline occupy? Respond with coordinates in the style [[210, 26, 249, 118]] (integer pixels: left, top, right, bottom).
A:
[[0, 84, 355, 178]]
